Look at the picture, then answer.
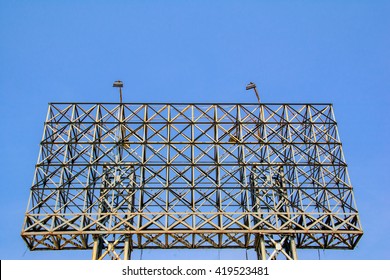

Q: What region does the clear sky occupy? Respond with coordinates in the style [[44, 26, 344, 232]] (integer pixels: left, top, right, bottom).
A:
[[0, 0, 389, 260]]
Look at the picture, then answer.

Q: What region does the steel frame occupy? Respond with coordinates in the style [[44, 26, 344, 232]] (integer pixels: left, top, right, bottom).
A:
[[21, 103, 363, 259]]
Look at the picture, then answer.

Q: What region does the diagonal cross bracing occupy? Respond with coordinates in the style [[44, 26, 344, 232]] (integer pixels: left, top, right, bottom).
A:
[[21, 103, 363, 258]]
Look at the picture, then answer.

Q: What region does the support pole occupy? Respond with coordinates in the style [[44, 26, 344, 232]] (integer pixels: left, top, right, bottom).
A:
[[255, 234, 267, 260], [92, 235, 102, 260], [113, 80, 124, 103], [289, 236, 298, 260], [123, 235, 132, 260], [245, 82, 260, 103]]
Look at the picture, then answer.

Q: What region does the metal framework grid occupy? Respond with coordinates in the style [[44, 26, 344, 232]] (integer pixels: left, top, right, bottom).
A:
[[21, 103, 363, 260]]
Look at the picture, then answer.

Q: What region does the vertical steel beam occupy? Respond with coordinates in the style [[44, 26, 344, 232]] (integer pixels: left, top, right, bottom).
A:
[[255, 234, 267, 260], [92, 235, 102, 260], [123, 235, 132, 260], [214, 105, 222, 247], [137, 105, 148, 248], [191, 105, 196, 248], [289, 236, 298, 260]]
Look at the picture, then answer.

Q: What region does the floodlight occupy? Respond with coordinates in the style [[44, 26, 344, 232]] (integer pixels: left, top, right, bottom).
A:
[[245, 82, 260, 103], [246, 82, 256, 90], [113, 80, 123, 88]]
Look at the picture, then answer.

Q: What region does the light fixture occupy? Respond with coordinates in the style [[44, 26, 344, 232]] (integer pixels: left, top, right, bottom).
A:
[[113, 80, 124, 103], [246, 82, 260, 103], [113, 80, 123, 88]]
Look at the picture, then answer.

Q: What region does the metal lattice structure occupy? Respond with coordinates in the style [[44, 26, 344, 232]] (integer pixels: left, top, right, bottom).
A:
[[21, 103, 363, 260]]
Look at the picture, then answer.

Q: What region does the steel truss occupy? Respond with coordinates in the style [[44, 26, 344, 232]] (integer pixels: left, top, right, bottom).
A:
[[21, 103, 363, 260]]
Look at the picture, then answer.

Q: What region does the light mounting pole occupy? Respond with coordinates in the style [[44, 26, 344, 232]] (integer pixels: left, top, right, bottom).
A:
[[113, 80, 124, 103], [246, 82, 260, 103]]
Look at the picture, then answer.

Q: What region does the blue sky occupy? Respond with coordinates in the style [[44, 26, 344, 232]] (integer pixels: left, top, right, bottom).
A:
[[0, 0, 389, 260]]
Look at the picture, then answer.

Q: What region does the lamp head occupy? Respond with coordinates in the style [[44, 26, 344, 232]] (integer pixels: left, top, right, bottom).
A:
[[246, 82, 256, 90], [113, 80, 124, 88]]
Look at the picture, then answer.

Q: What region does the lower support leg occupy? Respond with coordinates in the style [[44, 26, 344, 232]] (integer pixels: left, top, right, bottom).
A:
[[289, 235, 298, 260], [255, 234, 267, 260], [123, 235, 133, 260], [92, 235, 102, 260]]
